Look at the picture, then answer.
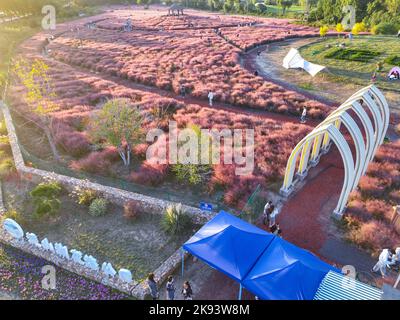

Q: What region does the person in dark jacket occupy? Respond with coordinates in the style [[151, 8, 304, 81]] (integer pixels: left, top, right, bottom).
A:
[[181, 281, 193, 300], [147, 273, 158, 300], [166, 275, 176, 300]]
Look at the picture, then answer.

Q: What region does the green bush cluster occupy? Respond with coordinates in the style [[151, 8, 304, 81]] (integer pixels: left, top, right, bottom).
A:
[[89, 198, 108, 217], [373, 22, 399, 35], [384, 56, 400, 66], [325, 48, 381, 63], [30, 181, 62, 218]]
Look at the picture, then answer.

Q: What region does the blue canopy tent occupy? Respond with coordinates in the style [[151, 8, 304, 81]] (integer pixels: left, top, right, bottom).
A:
[[242, 237, 338, 300], [182, 211, 275, 296], [182, 211, 340, 300]]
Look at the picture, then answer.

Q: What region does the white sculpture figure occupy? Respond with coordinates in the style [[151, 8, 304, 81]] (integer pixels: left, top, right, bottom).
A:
[[26, 232, 41, 247], [119, 269, 133, 283], [54, 243, 70, 260], [70, 249, 84, 265], [83, 254, 99, 271], [41, 238, 55, 252], [3, 218, 24, 240], [101, 262, 117, 277]]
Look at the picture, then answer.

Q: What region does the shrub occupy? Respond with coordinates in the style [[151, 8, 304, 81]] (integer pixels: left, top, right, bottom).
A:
[[89, 198, 108, 217], [335, 23, 344, 33], [30, 181, 62, 218], [384, 55, 400, 66], [0, 158, 15, 178], [161, 203, 191, 235], [319, 25, 329, 37], [0, 119, 7, 136], [349, 220, 398, 254], [129, 162, 169, 186], [3, 209, 25, 224], [123, 200, 142, 219], [375, 22, 399, 35], [70, 186, 98, 206], [351, 22, 366, 35], [358, 176, 386, 198]]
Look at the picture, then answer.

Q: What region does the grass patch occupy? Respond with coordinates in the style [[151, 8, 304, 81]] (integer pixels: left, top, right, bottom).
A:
[[325, 48, 381, 63], [384, 55, 400, 66]]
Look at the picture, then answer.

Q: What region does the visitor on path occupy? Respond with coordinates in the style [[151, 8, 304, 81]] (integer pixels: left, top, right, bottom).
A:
[[124, 18, 133, 32], [371, 72, 377, 83], [182, 281, 193, 300], [263, 201, 272, 226], [147, 273, 159, 300], [254, 70, 259, 76], [300, 107, 307, 123], [397, 30, 400, 38], [269, 205, 279, 228], [166, 275, 176, 300], [208, 91, 214, 106], [270, 223, 282, 237], [391, 247, 400, 271], [372, 249, 392, 278], [180, 84, 186, 97]]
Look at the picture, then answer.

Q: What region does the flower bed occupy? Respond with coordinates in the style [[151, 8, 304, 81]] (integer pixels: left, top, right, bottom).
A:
[[45, 11, 328, 118], [0, 243, 128, 300], [344, 138, 400, 256]]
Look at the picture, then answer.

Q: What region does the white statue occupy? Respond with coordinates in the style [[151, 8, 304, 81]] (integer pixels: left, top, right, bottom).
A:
[[26, 232, 41, 247], [83, 254, 99, 271], [41, 238, 55, 252], [70, 249, 84, 265], [54, 243, 70, 260], [102, 262, 117, 277], [3, 218, 24, 240], [119, 269, 133, 283]]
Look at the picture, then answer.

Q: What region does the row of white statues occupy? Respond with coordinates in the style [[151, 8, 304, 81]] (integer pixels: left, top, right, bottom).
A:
[[3, 218, 133, 284]]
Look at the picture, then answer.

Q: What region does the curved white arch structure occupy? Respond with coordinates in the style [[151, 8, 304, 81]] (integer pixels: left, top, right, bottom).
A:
[[280, 85, 389, 218]]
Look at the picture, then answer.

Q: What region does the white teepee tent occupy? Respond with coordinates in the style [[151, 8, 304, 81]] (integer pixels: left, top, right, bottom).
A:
[[283, 48, 326, 77]]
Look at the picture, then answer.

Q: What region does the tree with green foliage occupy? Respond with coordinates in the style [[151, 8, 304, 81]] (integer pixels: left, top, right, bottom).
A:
[[13, 58, 60, 160], [277, 0, 293, 14], [171, 124, 212, 186], [89, 98, 143, 166]]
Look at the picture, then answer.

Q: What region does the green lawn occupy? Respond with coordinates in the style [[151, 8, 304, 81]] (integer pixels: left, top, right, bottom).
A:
[[299, 36, 400, 92]]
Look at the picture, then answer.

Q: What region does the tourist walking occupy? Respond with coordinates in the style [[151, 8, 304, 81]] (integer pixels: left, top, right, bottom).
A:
[[263, 201, 272, 226], [208, 91, 214, 106], [372, 249, 391, 278], [147, 273, 159, 300], [270, 223, 282, 237], [180, 84, 186, 97], [166, 275, 176, 300], [269, 205, 278, 228], [300, 107, 307, 123], [182, 281, 193, 300]]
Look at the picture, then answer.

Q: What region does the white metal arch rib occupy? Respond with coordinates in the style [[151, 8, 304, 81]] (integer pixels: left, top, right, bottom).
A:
[[281, 124, 355, 215]]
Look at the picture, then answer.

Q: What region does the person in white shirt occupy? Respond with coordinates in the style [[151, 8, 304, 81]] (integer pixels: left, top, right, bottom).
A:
[[263, 201, 272, 226], [300, 107, 307, 123], [372, 249, 391, 278], [207, 91, 214, 106]]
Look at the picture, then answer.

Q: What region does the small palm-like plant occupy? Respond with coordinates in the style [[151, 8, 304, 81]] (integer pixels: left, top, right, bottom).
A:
[[161, 203, 191, 235]]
